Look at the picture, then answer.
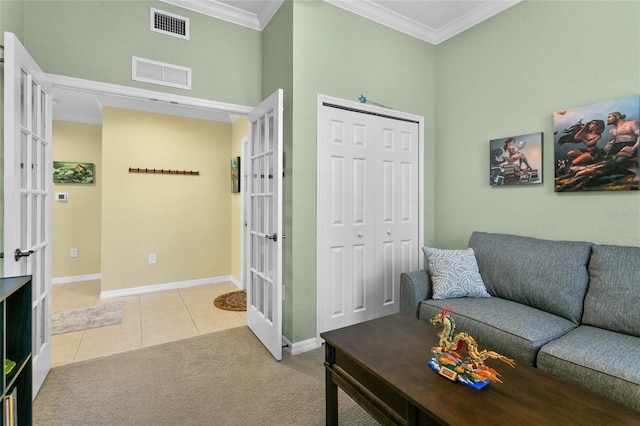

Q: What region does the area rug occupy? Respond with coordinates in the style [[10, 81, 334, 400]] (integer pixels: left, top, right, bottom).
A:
[[213, 290, 246, 311], [52, 302, 125, 335]]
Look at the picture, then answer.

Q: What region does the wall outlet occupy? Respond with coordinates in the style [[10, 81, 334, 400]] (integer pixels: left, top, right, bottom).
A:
[[148, 253, 157, 264], [70, 248, 78, 258]]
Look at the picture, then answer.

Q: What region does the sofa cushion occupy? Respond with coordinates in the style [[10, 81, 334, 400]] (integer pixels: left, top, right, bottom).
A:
[[582, 244, 640, 338], [537, 326, 640, 412], [422, 247, 490, 300], [419, 297, 577, 366], [468, 232, 592, 324]]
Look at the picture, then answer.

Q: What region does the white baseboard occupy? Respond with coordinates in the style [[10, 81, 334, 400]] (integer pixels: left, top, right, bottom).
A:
[[229, 275, 242, 289], [283, 336, 321, 355], [52, 273, 102, 285], [100, 275, 241, 299]]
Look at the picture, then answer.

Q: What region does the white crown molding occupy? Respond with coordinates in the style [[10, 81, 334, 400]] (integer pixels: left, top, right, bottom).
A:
[[435, 0, 522, 44], [160, 0, 520, 44], [324, 0, 439, 44], [323, 0, 521, 45], [161, 0, 262, 30], [256, 0, 285, 29]]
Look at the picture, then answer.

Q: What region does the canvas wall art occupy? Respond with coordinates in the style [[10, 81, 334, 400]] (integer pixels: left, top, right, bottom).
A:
[[53, 162, 94, 184], [231, 157, 241, 193], [554, 95, 639, 192], [490, 132, 542, 186]]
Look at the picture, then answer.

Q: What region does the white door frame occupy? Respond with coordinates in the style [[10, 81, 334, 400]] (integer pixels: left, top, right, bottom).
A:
[[240, 135, 249, 290], [47, 74, 253, 118], [315, 94, 425, 343]]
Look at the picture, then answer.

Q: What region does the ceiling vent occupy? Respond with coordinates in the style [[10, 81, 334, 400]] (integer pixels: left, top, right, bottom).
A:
[[150, 7, 189, 40], [132, 57, 192, 90]]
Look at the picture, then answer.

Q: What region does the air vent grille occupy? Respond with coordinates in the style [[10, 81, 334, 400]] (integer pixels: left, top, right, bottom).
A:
[[150, 8, 189, 40], [132, 57, 192, 90]]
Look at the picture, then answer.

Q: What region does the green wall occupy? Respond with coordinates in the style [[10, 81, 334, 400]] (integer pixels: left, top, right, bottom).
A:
[[434, 0, 640, 248], [1, 1, 25, 38], [266, 1, 438, 343], [21, 0, 261, 106], [262, 0, 295, 340]]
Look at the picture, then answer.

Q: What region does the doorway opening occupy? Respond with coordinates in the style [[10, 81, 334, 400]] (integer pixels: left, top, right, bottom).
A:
[[49, 76, 252, 364]]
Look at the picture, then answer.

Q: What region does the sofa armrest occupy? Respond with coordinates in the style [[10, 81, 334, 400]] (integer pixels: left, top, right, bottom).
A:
[[400, 270, 431, 317]]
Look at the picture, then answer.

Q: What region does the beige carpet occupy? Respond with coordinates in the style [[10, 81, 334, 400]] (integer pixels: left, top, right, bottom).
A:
[[34, 326, 380, 425]]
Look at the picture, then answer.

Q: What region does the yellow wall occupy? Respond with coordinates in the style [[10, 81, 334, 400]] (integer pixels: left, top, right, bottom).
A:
[[52, 121, 102, 278], [101, 107, 233, 292], [231, 115, 248, 283]]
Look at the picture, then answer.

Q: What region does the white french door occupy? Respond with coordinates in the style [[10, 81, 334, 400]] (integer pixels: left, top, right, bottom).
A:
[[3, 32, 53, 396], [317, 97, 422, 333], [245, 89, 283, 361]]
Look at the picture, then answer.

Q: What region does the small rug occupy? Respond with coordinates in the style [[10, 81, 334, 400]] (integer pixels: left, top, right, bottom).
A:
[[213, 290, 246, 311], [52, 302, 125, 335]]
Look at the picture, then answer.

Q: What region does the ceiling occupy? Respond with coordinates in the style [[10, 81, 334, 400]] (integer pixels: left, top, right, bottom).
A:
[[53, 0, 521, 124]]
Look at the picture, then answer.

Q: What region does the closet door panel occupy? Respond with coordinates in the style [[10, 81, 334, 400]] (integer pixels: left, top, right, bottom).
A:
[[374, 118, 420, 317], [319, 108, 376, 332]]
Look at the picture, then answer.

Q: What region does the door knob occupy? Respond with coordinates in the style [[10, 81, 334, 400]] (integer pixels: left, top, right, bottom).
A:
[[387, 230, 392, 235], [357, 232, 363, 238], [14, 249, 34, 261], [265, 233, 278, 242]]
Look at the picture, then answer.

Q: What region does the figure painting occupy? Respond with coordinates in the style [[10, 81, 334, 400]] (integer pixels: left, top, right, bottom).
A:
[[554, 96, 639, 191], [490, 132, 542, 186]]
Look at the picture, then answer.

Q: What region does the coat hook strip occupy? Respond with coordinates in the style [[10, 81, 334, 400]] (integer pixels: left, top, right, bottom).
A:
[[129, 167, 199, 176]]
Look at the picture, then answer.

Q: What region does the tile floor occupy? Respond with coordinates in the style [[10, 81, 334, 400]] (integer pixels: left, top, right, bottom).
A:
[[51, 280, 246, 367]]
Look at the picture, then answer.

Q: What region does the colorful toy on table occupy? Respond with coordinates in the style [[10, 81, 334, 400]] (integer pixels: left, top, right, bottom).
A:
[[428, 305, 515, 389]]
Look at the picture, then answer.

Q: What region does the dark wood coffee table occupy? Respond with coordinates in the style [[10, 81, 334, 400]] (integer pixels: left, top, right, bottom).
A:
[[321, 313, 640, 425]]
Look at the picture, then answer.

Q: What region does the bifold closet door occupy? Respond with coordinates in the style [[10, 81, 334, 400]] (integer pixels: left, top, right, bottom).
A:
[[319, 108, 377, 332], [318, 104, 420, 333], [373, 116, 420, 318]]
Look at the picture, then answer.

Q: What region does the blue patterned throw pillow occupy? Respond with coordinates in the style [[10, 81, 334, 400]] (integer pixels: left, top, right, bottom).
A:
[[422, 246, 490, 300]]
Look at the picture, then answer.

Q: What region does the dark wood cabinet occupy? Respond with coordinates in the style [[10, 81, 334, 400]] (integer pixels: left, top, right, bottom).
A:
[[1, 275, 32, 425]]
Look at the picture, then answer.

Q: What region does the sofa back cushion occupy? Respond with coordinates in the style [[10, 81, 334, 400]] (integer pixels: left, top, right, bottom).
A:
[[468, 232, 592, 324], [582, 244, 640, 337]]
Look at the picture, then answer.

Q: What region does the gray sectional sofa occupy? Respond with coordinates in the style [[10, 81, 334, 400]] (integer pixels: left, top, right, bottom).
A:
[[400, 231, 640, 412]]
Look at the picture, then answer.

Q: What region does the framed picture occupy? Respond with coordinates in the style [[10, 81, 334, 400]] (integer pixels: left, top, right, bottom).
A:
[[53, 162, 94, 184], [231, 157, 241, 193], [490, 132, 542, 186], [554, 95, 639, 192]]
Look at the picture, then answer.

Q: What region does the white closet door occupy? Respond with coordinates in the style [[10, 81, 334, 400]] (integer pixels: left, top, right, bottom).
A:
[[318, 101, 421, 334], [319, 107, 377, 332], [374, 117, 420, 317]]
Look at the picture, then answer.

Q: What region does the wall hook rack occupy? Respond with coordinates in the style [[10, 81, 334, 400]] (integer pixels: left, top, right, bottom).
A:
[[129, 167, 199, 176]]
